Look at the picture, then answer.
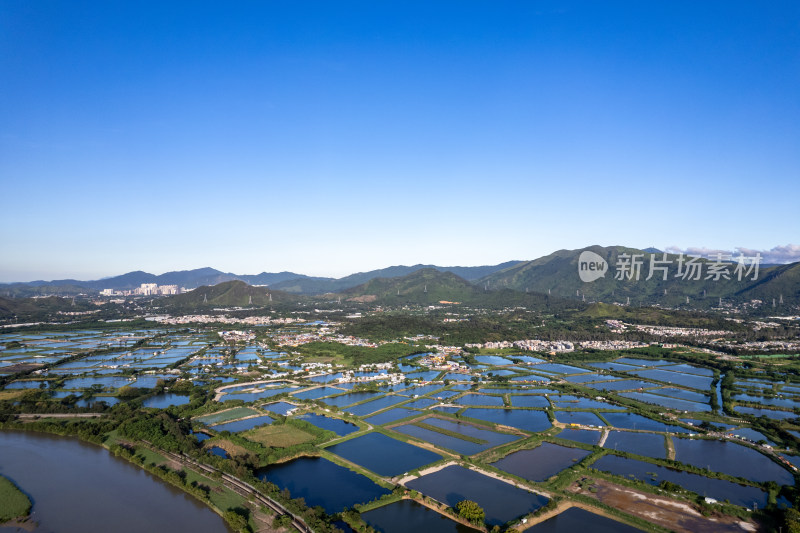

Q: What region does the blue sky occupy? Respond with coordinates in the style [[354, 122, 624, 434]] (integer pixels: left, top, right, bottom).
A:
[[2, 1, 798, 281]]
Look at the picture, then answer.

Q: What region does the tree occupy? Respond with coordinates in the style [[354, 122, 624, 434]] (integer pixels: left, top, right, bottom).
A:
[[273, 514, 292, 528], [223, 509, 250, 533], [455, 499, 485, 525]]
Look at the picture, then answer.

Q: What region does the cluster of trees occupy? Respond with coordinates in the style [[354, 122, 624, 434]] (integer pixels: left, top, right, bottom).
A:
[[117, 410, 195, 453], [455, 499, 484, 525]]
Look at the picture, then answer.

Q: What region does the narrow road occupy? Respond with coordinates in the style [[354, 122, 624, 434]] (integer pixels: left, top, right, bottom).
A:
[[597, 429, 609, 447]]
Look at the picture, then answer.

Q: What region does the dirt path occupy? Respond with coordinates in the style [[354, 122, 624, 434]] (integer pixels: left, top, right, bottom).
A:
[[463, 464, 550, 497], [17, 413, 105, 419], [404, 496, 486, 531], [665, 435, 676, 460], [597, 429, 609, 447], [396, 461, 458, 484], [213, 379, 301, 401]]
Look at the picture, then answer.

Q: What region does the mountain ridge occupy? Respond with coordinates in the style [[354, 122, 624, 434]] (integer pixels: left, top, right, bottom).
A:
[[0, 262, 523, 296], [478, 245, 799, 307], [1, 249, 797, 307]]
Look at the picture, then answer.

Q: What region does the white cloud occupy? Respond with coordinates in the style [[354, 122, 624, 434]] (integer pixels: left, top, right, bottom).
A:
[[663, 244, 800, 264]]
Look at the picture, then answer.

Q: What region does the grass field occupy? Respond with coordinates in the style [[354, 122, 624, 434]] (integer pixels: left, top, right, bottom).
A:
[[0, 390, 28, 401], [0, 475, 32, 522], [181, 468, 244, 513], [195, 407, 260, 425], [742, 353, 800, 359], [243, 424, 315, 447]]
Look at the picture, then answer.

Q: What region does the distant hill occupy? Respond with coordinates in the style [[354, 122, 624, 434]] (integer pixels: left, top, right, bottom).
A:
[[92, 267, 311, 291], [0, 295, 95, 320], [0, 283, 92, 298], [0, 268, 311, 296], [2, 253, 795, 310], [159, 280, 298, 309], [477, 245, 799, 308], [270, 261, 523, 294], [0, 262, 520, 297]]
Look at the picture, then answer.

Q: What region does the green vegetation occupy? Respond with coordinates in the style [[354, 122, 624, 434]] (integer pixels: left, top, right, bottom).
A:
[[195, 407, 261, 425], [455, 499, 485, 525], [162, 280, 298, 309], [296, 341, 425, 365], [479, 245, 800, 309], [243, 424, 315, 447], [118, 411, 195, 453], [0, 475, 31, 523]]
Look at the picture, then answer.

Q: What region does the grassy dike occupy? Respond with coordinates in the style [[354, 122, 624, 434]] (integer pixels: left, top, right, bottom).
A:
[[0, 474, 32, 524]]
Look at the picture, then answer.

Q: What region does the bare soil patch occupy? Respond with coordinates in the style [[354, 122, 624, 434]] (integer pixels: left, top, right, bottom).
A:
[[569, 478, 760, 532]]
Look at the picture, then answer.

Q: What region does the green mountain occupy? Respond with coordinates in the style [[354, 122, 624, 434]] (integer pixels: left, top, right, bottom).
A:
[[478, 245, 799, 308], [340, 268, 578, 311], [734, 261, 800, 303], [342, 268, 477, 304], [159, 281, 298, 309], [270, 261, 523, 294]]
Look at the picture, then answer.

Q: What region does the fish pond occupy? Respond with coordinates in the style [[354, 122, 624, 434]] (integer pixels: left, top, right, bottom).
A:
[[142, 393, 191, 409], [555, 411, 605, 426], [673, 438, 795, 485], [556, 428, 602, 445], [733, 406, 797, 420], [492, 442, 591, 481], [364, 407, 420, 425], [627, 369, 714, 390], [256, 456, 390, 514], [619, 391, 711, 412], [453, 393, 505, 407], [592, 454, 769, 508], [261, 401, 297, 415], [210, 415, 273, 433], [290, 386, 341, 400], [601, 411, 691, 433], [362, 499, 479, 533], [528, 507, 642, 533], [296, 413, 359, 436], [346, 395, 408, 416], [602, 431, 666, 459], [508, 395, 550, 408], [327, 432, 442, 477], [406, 465, 549, 527], [462, 408, 551, 433], [393, 417, 519, 456]]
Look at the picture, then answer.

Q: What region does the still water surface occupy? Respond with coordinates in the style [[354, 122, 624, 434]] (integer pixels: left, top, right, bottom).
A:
[[256, 456, 390, 514]]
